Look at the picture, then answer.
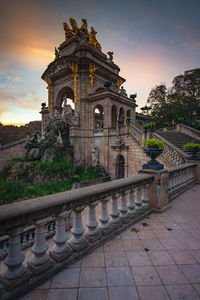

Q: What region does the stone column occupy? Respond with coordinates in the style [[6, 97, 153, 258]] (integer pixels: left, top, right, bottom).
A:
[[70, 206, 88, 251], [85, 201, 101, 242]]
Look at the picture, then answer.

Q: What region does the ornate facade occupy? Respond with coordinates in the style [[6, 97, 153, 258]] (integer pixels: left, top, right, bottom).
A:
[[41, 18, 146, 179]]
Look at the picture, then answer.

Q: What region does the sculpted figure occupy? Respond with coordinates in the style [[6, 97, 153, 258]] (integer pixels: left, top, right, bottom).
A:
[[80, 18, 89, 35], [63, 22, 74, 40], [69, 18, 80, 36], [55, 47, 60, 60], [91, 147, 99, 167], [88, 27, 102, 51]]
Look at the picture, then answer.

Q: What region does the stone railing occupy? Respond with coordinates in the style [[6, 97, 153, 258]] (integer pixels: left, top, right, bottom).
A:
[[129, 123, 143, 144], [0, 174, 154, 300], [0, 137, 27, 150], [152, 132, 189, 166], [72, 176, 110, 189], [177, 124, 200, 141], [168, 163, 196, 201]]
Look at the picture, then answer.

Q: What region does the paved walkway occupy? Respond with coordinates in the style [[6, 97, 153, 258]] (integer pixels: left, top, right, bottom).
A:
[[21, 185, 200, 300]]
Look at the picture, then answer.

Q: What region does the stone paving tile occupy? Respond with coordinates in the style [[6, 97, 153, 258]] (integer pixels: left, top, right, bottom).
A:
[[131, 266, 162, 285], [20, 290, 48, 300], [122, 239, 144, 251], [137, 230, 156, 239], [79, 267, 106, 287], [78, 287, 108, 300], [168, 249, 197, 264], [189, 249, 200, 263], [137, 285, 170, 300], [105, 251, 129, 267], [179, 265, 200, 283], [148, 250, 175, 265], [82, 252, 105, 267], [51, 268, 80, 288], [103, 239, 124, 252], [126, 251, 152, 266], [165, 284, 199, 300], [193, 284, 200, 296], [149, 223, 167, 231], [170, 229, 192, 239], [47, 288, 77, 300], [153, 230, 175, 239], [120, 230, 139, 240], [155, 265, 188, 284], [34, 280, 51, 290], [108, 286, 139, 300], [106, 267, 135, 286], [141, 239, 165, 251], [160, 238, 185, 250], [178, 238, 200, 250]]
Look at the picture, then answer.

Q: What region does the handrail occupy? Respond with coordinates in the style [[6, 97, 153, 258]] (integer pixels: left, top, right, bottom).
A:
[[177, 124, 200, 141], [0, 174, 154, 234]]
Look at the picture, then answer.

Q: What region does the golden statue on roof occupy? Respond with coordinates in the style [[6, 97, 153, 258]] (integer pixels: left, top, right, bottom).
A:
[[63, 18, 102, 51]]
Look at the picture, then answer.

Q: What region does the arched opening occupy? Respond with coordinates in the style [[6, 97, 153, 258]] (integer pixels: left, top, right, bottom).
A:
[[126, 109, 131, 123], [119, 107, 124, 125], [55, 87, 74, 114], [94, 105, 104, 129], [111, 105, 117, 129], [116, 154, 125, 179]]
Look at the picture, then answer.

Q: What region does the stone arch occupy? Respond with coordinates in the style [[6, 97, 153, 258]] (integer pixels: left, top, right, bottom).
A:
[[111, 105, 118, 129], [94, 104, 104, 129], [119, 107, 124, 125], [55, 87, 74, 113], [116, 154, 125, 179]]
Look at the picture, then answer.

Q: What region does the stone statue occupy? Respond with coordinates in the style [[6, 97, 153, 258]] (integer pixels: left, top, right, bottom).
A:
[[115, 135, 125, 147], [69, 18, 80, 36], [120, 86, 127, 96], [63, 22, 74, 40], [71, 111, 80, 126], [91, 147, 99, 167], [107, 51, 113, 62], [80, 18, 89, 35], [88, 27, 102, 51]]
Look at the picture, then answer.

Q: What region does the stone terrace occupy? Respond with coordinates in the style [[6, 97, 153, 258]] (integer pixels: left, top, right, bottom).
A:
[[20, 185, 200, 300]]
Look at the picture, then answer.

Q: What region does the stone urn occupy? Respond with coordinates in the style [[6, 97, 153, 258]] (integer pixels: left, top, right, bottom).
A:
[[187, 147, 200, 161], [143, 147, 164, 170]]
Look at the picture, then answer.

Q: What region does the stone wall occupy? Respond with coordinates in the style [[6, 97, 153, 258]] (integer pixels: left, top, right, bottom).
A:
[[0, 141, 26, 170]]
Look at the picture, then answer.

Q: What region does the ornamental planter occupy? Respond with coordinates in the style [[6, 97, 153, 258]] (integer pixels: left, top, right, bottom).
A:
[[187, 147, 200, 161], [143, 147, 164, 170]]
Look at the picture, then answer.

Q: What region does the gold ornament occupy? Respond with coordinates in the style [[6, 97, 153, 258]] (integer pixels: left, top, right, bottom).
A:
[[44, 76, 52, 110], [69, 63, 79, 103], [89, 64, 97, 86], [117, 79, 123, 93]]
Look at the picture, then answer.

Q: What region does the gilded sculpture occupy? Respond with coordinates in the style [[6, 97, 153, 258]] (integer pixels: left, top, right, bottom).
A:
[[69, 63, 79, 104], [117, 79, 123, 93], [63, 18, 102, 51], [89, 64, 97, 86], [44, 76, 52, 110]]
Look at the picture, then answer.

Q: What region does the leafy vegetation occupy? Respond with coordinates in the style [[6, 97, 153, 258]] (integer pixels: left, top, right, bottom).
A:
[[183, 142, 200, 150], [147, 69, 200, 129], [142, 139, 164, 150]]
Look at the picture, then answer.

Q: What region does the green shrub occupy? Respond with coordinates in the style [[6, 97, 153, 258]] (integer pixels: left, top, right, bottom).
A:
[[183, 142, 200, 150], [142, 139, 164, 150]]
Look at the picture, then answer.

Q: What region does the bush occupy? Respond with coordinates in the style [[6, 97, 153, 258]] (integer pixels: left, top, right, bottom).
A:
[[183, 142, 200, 150], [142, 139, 164, 150]]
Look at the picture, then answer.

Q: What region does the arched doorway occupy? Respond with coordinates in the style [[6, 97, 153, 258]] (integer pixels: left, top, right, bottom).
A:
[[55, 87, 74, 114], [116, 154, 125, 179], [94, 105, 104, 129], [111, 105, 117, 128]]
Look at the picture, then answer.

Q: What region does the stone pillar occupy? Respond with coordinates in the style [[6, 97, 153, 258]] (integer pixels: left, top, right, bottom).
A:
[[138, 169, 169, 210]]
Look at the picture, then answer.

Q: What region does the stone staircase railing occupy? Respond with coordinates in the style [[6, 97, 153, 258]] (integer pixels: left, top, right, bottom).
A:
[[0, 174, 154, 300], [152, 132, 189, 166], [177, 124, 200, 141], [0, 137, 27, 150], [128, 123, 143, 144], [168, 163, 196, 201]]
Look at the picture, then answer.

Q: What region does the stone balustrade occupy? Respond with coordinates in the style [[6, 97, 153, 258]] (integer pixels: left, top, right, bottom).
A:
[[153, 132, 189, 166], [0, 174, 153, 300], [176, 124, 200, 141], [129, 123, 143, 144], [168, 163, 196, 201]]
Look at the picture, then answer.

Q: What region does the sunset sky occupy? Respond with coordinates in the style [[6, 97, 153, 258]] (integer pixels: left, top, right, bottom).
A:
[[0, 0, 200, 124]]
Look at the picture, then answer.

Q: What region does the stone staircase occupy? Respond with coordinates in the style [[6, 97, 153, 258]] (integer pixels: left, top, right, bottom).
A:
[[157, 130, 200, 159]]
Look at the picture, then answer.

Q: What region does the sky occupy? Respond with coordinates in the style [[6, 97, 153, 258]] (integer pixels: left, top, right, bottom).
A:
[[0, 0, 200, 124]]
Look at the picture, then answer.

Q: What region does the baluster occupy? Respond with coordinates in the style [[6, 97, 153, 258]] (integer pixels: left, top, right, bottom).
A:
[[1, 228, 30, 289], [141, 185, 149, 207], [135, 187, 142, 210], [110, 193, 120, 227], [85, 201, 100, 241], [119, 191, 128, 222], [70, 206, 88, 251], [127, 189, 136, 215], [99, 196, 111, 233], [28, 217, 53, 275], [50, 211, 72, 262]]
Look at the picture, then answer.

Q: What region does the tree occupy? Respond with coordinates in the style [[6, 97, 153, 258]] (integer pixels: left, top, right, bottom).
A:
[[147, 69, 200, 129]]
